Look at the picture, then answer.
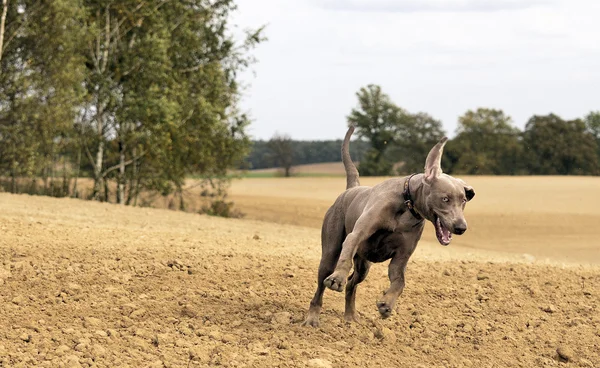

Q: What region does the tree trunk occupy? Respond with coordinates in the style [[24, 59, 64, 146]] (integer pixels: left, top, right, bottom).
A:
[[10, 163, 16, 194], [126, 147, 138, 205], [284, 166, 291, 177], [62, 155, 69, 197], [50, 154, 56, 196], [117, 140, 125, 204], [72, 148, 81, 198], [0, 0, 8, 66], [103, 177, 109, 202], [92, 139, 104, 200]]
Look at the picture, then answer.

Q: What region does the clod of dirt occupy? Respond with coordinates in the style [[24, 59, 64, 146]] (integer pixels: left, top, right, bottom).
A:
[[19, 333, 30, 342], [64, 355, 82, 368], [557, 346, 575, 362], [83, 317, 102, 328], [189, 347, 210, 363], [307, 358, 333, 368], [373, 327, 397, 343], [542, 305, 557, 313], [12, 295, 25, 305], [252, 234, 260, 240], [443, 269, 452, 276], [181, 304, 198, 318], [272, 312, 291, 324], [477, 273, 490, 280], [248, 342, 269, 355], [130, 308, 147, 319]]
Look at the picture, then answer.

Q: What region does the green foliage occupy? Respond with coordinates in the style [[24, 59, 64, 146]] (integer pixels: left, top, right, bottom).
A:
[[0, 0, 264, 212], [267, 133, 294, 177], [245, 139, 370, 170], [348, 85, 406, 176], [392, 112, 445, 174], [522, 114, 599, 175], [445, 108, 522, 175], [348, 85, 446, 176]]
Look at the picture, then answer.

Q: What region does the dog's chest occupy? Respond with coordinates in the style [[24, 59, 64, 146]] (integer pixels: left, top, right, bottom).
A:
[[361, 229, 404, 263]]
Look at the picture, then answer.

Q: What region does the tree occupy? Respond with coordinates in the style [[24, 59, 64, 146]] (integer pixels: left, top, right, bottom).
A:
[[391, 112, 446, 174], [0, 0, 265, 212], [522, 114, 599, 175], [585, 111, 600, 160], [348, 85, 408, 176], [445, 108, 522, 175], [267, 133, 294, 177]]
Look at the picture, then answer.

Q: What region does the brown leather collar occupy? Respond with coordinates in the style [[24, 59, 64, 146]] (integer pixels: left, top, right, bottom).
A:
[[402, 174, 423, 220]]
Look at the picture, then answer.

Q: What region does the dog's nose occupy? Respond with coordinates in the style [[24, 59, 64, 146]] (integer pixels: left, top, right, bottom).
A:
[[454, 224, 467, 235]]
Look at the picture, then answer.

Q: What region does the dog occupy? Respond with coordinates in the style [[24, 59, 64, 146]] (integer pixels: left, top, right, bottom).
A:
[[302, 126, 475, 327]]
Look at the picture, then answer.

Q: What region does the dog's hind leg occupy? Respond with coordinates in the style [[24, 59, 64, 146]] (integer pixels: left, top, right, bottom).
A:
[[344, 255, 370, 323], [302, 207, 345, 327]]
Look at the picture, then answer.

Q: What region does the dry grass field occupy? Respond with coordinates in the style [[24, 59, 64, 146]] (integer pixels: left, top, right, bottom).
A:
[[1, 176, 600, 367]]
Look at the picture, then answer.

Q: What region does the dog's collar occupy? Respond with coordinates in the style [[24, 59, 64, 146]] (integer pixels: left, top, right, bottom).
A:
[[402, 173, 423, 220]]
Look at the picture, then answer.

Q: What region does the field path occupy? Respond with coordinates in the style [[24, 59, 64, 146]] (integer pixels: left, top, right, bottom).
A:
[[1, 193, 599, 367]]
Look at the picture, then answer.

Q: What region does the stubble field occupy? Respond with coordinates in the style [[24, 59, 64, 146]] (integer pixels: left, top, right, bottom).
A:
[[1, 176, 599, 367]]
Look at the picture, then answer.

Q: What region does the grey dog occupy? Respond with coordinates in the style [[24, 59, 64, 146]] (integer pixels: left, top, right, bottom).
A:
[[302, 126, 475, 327]]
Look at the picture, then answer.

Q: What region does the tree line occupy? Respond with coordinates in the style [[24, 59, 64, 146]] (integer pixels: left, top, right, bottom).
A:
[[0, 0, 263, 211], [249, 85, 600, 176]]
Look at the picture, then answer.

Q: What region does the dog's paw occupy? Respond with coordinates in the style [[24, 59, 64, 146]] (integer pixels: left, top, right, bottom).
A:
[[301, 316, 320, 328], [376, 300, 393, 319], [344, 312, 362, 324], [323, 273, 346, 292]]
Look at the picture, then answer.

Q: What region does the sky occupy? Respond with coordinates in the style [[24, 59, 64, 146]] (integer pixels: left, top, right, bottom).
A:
[[230, 0, 600, 140]]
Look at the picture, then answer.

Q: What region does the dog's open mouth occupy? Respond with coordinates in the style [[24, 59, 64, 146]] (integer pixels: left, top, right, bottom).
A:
[[435, 215, 452, 246]]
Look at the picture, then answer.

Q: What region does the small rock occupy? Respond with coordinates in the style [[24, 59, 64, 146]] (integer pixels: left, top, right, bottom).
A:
[[83, 317, 102, 328], [442, 269, 452, 276], [55, 345, 70, 356], [208, 330, 222, 341], [66, 283, 82, 294], [541, 305, 557, 313], [74, 343, 87, 352], [252, 234, 260, 240], [272, 312, 291, 324], [19, 333, 31, 342], [130, 308, 147, 319], [189, 347, 210, 363], [307, 358, 333, 368], [12, 295, 26, 305], [249, 342, 269, 355], [476, 273, 489, 281], [181, 304, 198, 318], [91, 344, 106, 357], [63, 355, 82, 368], [476, 294, 489, 302], [94, 330, 108, 338], [557, 346, 575, 362]]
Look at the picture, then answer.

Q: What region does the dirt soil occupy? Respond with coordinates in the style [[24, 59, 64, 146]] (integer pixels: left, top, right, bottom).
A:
[[1, 192, 599, 368]]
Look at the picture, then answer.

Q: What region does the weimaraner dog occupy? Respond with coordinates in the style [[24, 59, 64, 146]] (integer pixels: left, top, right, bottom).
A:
[[302, 126, 475, 327]]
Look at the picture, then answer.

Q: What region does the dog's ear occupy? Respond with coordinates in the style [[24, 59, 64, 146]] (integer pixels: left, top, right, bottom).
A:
[[464, 185, 475, 201], [424, 137, 448, 184]]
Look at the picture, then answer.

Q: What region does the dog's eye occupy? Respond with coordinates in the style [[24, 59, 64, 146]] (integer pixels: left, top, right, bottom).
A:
[[442, 197, 449, 203]]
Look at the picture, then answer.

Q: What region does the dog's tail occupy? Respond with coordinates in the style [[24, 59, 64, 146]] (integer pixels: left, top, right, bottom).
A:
[[342, 125, 360, 189]]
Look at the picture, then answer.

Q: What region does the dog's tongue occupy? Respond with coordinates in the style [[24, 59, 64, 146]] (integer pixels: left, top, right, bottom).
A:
[[436, 217, 452, 246]]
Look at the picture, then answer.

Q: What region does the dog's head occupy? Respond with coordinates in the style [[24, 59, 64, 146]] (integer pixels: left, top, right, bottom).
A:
[[421, 137, 475, 246]]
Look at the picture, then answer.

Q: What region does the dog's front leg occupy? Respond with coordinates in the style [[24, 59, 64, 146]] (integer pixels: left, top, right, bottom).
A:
[[323, 210, 382, 292], [323, 232, 363, 292], [376, 241, 418, 318]]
